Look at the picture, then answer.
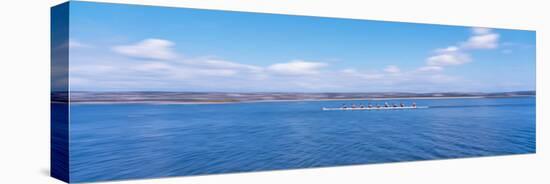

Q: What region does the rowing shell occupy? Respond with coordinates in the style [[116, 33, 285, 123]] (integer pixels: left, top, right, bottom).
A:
[[322, 106, 428, 111]]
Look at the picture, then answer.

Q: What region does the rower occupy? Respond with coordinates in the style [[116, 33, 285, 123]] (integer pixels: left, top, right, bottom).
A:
[[392, 103, 397, 107], [351, 104, 356, 108], [359, 104, 365, 108], [412, 102, 416, 107], [342, 103, 347, 109], [384, 102, 389, 107], [368, 103, 373, 108], [400, 102, 404, 107]]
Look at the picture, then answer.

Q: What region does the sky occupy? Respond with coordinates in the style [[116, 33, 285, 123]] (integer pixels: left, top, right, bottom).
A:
[[62, 1, 536, 93]]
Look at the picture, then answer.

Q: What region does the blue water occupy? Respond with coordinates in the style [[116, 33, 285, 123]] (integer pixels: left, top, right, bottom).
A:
[[68, 97, 535, 182]]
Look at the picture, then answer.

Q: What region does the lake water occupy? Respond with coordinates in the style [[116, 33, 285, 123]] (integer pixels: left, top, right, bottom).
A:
[[68, 97, 536, 182]]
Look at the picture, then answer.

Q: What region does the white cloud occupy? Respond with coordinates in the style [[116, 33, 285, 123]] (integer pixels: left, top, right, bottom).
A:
[[112, 39, 178, 60], [460, 28, 500, 49], [267, 60, 327, 76], [383, 65, 401, 74], [426, 46, 471, 66], [417, 66, 444, 72], [435, 46, 459, 53], [422, 27, 500, 71], [461, 33, 499, 49], [185, 59, 263, 73], [136, 59, 258, 78], [427, 52, 471, 66]]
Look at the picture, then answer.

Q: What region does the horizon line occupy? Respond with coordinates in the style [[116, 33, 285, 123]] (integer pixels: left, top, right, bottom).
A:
[[61, 90, 536, 94]]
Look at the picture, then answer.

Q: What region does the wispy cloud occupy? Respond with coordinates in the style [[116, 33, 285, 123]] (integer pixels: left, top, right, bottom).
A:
[[426, 48, 471, 66], [417, 66, 444, 72], [183, 59, 263, 73], [383, 65, 401, 74], [422, 27, 500, 70], [460, 28, 500, 49], [112, 39, 178, 60], [267, 60, 327, 76]]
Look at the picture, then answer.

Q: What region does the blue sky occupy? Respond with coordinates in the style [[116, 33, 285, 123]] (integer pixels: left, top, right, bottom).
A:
[[64, 1, 536, 92]]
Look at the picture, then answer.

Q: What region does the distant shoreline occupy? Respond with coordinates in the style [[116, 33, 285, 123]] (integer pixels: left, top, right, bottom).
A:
[[68, 95, 535, 105]]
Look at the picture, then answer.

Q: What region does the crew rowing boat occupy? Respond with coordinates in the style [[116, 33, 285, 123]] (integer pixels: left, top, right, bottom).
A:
[[322, 106, 428, 111]]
